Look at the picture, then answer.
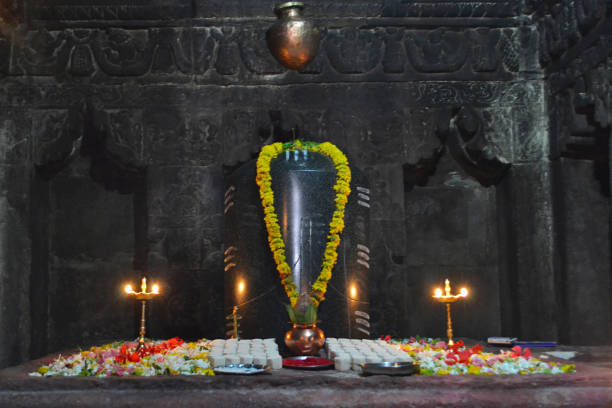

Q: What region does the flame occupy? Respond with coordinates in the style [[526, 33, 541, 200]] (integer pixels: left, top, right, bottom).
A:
[[152, 284, 160, 294], [237, 280, 245, 295], [124, 284, 134, 294], [141, 277, 147, 292], [460, 287, 468, 297], [350, 284, 357, 299], [444, 279, 451, 296], [434, 288, 443, 298]]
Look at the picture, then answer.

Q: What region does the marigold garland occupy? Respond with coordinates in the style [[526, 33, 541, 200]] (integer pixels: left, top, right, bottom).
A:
[[255, 140, 351, 307]]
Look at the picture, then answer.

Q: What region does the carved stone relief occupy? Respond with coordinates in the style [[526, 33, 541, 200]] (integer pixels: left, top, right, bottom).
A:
[[7, 25, 523, 82], [536, 0, 608, 66], [0, 109, 29, 165], [91, 29, 154, 76], [104, 109, 145, 167], [326, 28, 384, 74], [15, 29, 70, 76], [32, 0, 193, 20], [32, 109, 83, 175], [405, 29, 468, 73], [444, 106, 511, 186], [381, 0, 520, 18]]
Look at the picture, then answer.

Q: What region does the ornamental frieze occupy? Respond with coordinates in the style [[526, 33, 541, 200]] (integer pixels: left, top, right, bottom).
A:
[[380, 0, 520, 18], [7, 25, 522, 82], [29, 0, 521, 20], [0, 81, 538, 109], [30, 0, 193, 20]]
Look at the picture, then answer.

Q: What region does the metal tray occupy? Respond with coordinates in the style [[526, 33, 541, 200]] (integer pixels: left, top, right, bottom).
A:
[[360, 362, 419, 376], [214, 364, 270, 375], [282, 356, 334, 370]]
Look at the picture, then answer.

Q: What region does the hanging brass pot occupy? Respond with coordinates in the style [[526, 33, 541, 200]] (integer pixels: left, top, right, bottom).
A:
[[266, 2, 320, 70]]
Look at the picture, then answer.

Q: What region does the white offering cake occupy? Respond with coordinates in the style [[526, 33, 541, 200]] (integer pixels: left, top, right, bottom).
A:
[[326, 338, 411, 371], [208, 339, 283, 370], [209, 338, 407, 372]]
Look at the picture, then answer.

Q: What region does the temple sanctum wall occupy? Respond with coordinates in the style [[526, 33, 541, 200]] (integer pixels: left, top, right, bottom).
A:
[[0, 0, 610, 369]]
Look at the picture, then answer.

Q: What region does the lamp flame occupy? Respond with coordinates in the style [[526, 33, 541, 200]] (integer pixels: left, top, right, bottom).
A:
[[350, 284, 357, 299], [434, 288, 443, 298], [124, 284, 134, 294], [141, 277, 147, 292], [460, 287, 468, 297], [152, 284, 160, 294], [237, 280, 245, 295]]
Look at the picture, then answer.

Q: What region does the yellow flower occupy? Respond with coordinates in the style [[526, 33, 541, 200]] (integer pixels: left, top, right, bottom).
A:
[[468, 366, 481, 375]]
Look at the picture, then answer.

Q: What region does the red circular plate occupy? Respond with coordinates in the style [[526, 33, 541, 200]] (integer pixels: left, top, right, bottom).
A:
[[282, 356, 334, 370]]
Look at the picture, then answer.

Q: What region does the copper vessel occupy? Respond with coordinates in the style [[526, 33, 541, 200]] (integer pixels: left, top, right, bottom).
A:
[[285, 324, 325, 356], [266, 2, 320, 70]]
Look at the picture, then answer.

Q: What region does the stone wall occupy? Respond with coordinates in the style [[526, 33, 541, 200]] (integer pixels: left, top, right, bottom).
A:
[[534, 0, 612, 345], [0, 0, 609, 367]]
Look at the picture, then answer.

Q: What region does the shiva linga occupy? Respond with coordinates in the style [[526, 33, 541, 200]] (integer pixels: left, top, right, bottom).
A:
[[433, 279, 468, 346], [124, 277, 160, 350]]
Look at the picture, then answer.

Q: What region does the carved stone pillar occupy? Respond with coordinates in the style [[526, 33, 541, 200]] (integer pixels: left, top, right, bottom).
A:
[[0, 110, 32, 367], [497, 162, 558, 340], [558, 158, 612, 344], [550, 59, 612, 344], [497, 82, 559, 340]]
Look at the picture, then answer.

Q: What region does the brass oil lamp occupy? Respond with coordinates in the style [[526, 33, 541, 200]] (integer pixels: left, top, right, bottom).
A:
[[432, 279, 468, 346], [124, 277, 160, 350]]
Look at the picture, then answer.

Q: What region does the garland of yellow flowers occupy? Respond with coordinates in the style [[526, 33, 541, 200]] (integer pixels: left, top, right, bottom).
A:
[[256, 140, 351, 307]]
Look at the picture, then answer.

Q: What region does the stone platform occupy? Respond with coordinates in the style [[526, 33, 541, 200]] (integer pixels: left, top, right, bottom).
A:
[[1, 345, 611, 407]]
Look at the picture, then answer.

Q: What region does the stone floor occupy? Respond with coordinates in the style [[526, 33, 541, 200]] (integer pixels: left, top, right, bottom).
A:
[[1, 343, 611, 407]]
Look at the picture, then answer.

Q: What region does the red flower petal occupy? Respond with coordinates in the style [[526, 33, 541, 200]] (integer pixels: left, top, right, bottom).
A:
[[128, 352, 141, 363]]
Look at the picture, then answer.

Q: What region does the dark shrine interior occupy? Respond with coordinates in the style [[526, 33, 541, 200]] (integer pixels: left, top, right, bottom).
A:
[[0, 0, 611, 374]]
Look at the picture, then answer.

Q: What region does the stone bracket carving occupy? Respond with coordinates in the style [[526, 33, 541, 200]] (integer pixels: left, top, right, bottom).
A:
[[403, 106, 512, 190], [444, 106, 512, 187], [32, 106, 143, 193], [556, 59, 611, 195], [33, 108, 84, 179]]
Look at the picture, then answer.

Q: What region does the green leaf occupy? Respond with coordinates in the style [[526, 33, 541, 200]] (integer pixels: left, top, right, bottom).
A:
[[295, 311, 306, 324], [285, 304, 297, 323], [304, 303, 317, 324]]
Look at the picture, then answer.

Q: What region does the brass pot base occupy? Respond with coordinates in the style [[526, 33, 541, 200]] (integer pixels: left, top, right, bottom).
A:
[[284, 324, 325, 356]]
